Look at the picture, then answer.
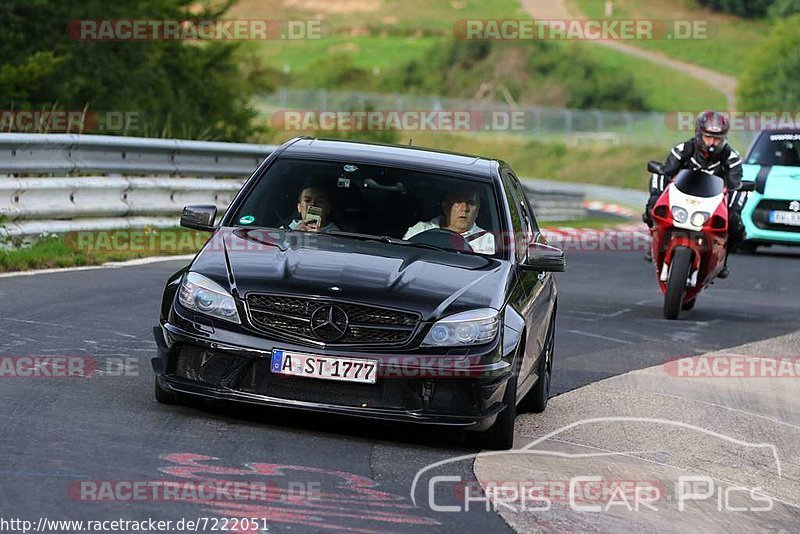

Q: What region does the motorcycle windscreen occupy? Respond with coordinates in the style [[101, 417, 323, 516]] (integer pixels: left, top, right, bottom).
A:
[[672, 169, 725, 198]]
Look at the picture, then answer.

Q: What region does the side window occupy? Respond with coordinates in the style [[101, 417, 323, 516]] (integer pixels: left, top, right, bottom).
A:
[[507, 172, 537, 242], [501, 169, 527, 262]]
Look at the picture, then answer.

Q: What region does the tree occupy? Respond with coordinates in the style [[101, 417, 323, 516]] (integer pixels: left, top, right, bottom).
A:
[[695, 0, 772, 18], [738, 14, 800, 110], [0, 0, 263, 141]]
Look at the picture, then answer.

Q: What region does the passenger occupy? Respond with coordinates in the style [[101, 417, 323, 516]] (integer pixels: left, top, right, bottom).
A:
[[288, 182, 341, 233], [403, 188, 495, 254]]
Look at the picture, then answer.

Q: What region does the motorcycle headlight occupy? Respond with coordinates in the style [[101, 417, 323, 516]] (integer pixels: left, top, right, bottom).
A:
[[671, 206, 688, 223], [691, 211, 711, 226], [421, 308, 499, 347], [178, 272, 240, 323]]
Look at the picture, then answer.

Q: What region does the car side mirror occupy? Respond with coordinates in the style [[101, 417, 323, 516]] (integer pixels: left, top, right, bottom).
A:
[[647, 160, 663, 174], [180, 205, 217, 232], [524, 242, 566, 272], [739, 181, 756, 192]]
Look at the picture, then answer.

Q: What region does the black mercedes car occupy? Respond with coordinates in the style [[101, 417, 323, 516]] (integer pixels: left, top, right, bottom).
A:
[[152, 138, 564, 449]]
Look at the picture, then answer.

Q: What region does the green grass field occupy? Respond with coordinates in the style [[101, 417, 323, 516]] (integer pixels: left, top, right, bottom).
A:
[[571, 40, 727, 110], [233, 0, 729, 112], [568, 0, 768, 76]]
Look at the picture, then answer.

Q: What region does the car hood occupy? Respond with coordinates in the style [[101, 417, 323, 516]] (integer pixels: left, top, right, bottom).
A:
[[190, 228, 511, 320], [743, 163, 800, 199]]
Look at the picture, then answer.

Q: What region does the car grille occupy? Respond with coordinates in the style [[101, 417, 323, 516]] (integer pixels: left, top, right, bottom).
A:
[[752, 199, 800, 233], [245, 294, 420, 346]]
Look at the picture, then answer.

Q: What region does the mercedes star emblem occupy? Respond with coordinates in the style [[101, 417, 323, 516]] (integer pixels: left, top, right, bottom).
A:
[[310, 305, 349, 342]]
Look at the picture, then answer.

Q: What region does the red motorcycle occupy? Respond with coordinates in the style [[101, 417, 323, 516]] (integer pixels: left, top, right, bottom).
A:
[[646, 161, 754, 319]]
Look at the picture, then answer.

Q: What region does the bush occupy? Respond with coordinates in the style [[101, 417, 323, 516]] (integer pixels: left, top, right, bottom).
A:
[[738, 14, 800, 110], [377, 39, 649, 111]]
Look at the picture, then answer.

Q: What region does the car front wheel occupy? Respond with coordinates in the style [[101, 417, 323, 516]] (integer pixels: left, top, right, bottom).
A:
[[525, 312, 555, 413]]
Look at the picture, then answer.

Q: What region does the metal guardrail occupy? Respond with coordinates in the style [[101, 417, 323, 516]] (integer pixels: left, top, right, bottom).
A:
[[0, 133, 586, 240], [0, 134, 275, 239], [521, 184, 586, 221], [0, 134, 275, 176]]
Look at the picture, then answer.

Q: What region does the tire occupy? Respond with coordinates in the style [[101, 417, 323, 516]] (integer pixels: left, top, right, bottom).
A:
[[154, 376, 179, 404], [154, 377, 197, 406], [476, 374, 517, 450], [663, 247, 692, 320], [525, 312, 555, 414], [681, 297, 697, 311]]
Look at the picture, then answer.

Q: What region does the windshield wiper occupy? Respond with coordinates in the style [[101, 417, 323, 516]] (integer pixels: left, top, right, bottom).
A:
[[324, 231, 454, 253]]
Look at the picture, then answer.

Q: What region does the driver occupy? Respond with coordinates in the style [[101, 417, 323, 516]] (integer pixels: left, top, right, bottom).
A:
[[403, 187, 495, 254]]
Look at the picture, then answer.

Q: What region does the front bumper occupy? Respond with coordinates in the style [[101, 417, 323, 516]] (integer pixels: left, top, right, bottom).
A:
[[152, 320, 514, 432], [742, 194, 800, 245]]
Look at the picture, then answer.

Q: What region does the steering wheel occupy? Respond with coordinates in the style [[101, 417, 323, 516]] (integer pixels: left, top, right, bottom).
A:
[[407, 228, 473, 252]]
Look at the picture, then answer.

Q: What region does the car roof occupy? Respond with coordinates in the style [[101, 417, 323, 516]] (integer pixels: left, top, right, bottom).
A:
[[279, 138, 498, 179]]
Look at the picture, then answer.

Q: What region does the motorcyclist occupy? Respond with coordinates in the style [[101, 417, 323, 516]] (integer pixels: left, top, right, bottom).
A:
[[642, 110, 746, 278]]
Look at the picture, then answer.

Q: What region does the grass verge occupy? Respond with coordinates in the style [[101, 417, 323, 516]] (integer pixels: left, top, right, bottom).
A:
[[0, 228, 203, 273]]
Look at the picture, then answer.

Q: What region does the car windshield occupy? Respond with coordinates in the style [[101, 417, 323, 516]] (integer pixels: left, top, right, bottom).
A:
[[229, 158, 504, 257], [746, 132, 800, 167]]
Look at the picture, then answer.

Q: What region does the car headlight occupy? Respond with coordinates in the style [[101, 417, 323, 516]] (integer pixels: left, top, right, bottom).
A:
[[421, 308, 499, 347], [671, 206, 688, 223], [178, 272, 240, 323], [691, 211, 711, 226]]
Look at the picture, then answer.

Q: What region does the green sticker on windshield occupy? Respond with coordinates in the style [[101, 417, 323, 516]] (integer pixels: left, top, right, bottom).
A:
[[239, 215, 255, 225]]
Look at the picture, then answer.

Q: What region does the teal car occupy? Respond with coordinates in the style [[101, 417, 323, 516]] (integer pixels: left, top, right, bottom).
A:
[[739, 130, 800, 252]]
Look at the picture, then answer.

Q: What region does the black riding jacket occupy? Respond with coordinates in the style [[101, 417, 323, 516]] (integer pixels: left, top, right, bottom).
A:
[[650, 138, 746, 210], [654, 137, 743, 191]]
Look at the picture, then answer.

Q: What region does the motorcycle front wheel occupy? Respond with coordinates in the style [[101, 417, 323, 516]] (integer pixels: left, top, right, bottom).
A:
[[663, 246, 692, 320]]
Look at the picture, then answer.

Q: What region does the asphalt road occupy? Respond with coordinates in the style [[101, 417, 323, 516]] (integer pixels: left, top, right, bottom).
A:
[[1, 244, 798, 532]]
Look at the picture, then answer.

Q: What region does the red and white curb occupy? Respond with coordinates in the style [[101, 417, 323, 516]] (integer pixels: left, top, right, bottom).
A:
[[583, 200, 637, 218]]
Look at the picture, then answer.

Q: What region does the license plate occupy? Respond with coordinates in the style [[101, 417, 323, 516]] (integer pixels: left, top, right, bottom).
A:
[[770, 210, 800, 226], [270, 349, 378, 384]]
